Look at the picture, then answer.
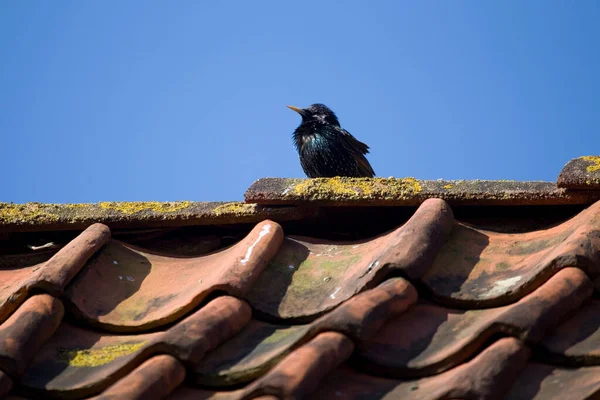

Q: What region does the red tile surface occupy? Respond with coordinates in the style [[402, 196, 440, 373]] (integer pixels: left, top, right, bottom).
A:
[[242, 332, 354, 399], [194, 277, 416, 387], [539, 299, 600, 364], [1, 194, 600, 399], [422, 201, 600, 307], [313, 338, 530, 400], [356, 267, 592, 377], [20, 296, 250, 398], [246, 199, 452, 320], [66, 220, 281, 331], [91, 355, 186, 400], [505, 362, 600, 400], [0, 294, 63, 377], [0, 223, 109, 323]]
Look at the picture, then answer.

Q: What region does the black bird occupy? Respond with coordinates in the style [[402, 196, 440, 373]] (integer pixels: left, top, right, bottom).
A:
[[287, 103, 375, 178]]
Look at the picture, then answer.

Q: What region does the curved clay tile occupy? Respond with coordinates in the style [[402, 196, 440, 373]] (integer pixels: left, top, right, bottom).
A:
[[65, 220, 282, 332], [89, 355, 185, 400], [356, 268, 591, 377], [313, 338, 530, 400], [422, 201, 600, 307], [0, 294, 63, 377], [539, 299, 600, 365], [194, 278, 417, 387], [241, 332, 354, 400], [505, 362, 600, 400], [19, 296, 250, 399], [0, 223, 110, 323], [246, 199, 452, 321]]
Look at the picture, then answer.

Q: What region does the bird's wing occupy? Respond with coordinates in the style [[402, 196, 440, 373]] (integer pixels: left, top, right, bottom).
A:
[[338, 128, 370, 154], [338, 128, 375, 177]]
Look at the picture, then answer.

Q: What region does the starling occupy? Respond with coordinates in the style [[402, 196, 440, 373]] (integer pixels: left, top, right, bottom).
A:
[[287, 103, 375, 178]]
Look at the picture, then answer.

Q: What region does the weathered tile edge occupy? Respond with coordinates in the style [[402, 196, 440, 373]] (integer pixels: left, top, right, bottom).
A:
[[245, 177, 600, 206], [0, 201, 313, 232]]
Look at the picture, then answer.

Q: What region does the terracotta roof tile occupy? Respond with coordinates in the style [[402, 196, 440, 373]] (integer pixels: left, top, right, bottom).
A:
[[539, 299, 600, 364], [193, 277, 416, 387], [0, 223, 109, 323], [19, 296, 249, 398], [246, 199, 451, 321], [3, 170, 600, 399], [90, 355, 186, 400], [65, 220, 281, 331], [505, 362, 600, 400], [313, 338, 530, 400], [0, 294, 63, 377], [355, 267, 591, 377], [422, 201, 600, 307], [242, 331, 354, 399]]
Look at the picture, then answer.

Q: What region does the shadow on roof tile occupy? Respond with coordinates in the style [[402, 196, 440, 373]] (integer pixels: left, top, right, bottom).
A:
[[194, 277, 417, 387], [0, 370, 13, 398], [539, 299, 600, 365], [19, 296, 250, 399], [422, 201, 600, 308], [241, 331, 354, 400], [65, 220, 282, 332], [356, 268, 592, 377], [90, 355, 185, 400], [313, 337, 530, 400], [167, 386, 242, 400], [505, 362, 600, 400], [0, 294, 63, 378], [246, 199, 452, 321], [0, 224, 110, 324]]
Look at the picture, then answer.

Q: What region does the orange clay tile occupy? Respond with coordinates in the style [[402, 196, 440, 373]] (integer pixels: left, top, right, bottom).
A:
[[65, 220, 282, 332], [194, 277, 417, 386], [356, 268, 591, 377], [539, 299, 600, 365], [0, 223, 110, 323], [505, 362, 600, 400], [313, 337, 530, 400], [0, 294, 64, 377], [90, 355, 185, 400], [241, 332, 354, 400], [246, 199, 452, 320], [422, 201, 600, 307], [19, 296, 250, 398]]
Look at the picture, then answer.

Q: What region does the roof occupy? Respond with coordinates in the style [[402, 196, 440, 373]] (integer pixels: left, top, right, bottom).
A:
[[1, 156, 600, 399]]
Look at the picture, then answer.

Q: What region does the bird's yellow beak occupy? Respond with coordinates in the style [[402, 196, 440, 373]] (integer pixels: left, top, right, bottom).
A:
[[286, 105, 304, 114]]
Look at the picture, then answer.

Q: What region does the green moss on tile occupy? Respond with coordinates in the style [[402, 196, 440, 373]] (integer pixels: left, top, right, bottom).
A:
[[57, 342, 146, 367], [291, 177, 422, 200], [0, 203, 59, 224], [212, 202, 257, 216], [262, 326, 303, 345], [98, 201, 191, 215], [582, 156, 600, 173]]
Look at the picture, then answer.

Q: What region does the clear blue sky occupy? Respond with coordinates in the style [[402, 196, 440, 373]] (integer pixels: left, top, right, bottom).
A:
[[2, 2, 599, 203]]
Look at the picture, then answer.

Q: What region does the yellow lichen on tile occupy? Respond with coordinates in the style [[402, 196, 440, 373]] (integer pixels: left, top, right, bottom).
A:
[[212, 202, 257, 216], [58, 342, 146, 367], [292, 177, 422, 200], [443, 184, 453, 189], [99, 201, 191, 215], [0, 203, 59, 224], [582, 156, 600, 173]]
